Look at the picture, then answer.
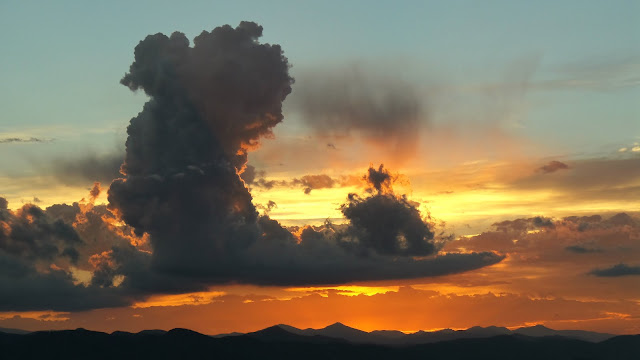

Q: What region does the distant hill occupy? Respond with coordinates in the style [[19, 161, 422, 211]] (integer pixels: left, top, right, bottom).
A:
[[219, 322, 615, 345], [0, 322, 616, 344], [246, 325, 348, 344], [513, 324, 613, 342], [0, 326, 30, 335], [1, 325, 637, 360]]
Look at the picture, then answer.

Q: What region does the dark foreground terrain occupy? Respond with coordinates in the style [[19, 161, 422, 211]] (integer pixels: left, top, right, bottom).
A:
[[1, 325, 638, 360]]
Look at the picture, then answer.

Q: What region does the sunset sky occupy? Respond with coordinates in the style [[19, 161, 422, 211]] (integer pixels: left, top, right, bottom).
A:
[[1, 1, 639, 335]]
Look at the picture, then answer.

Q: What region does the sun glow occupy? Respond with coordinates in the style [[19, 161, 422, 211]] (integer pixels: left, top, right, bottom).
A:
[[285, 285, 400, 297], [131, 291, 227, 308]]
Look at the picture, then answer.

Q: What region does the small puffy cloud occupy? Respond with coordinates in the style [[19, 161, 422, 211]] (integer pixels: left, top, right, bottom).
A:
[[590, 263, 640, 277], [537, 160, 569, 174], [293, 174, 336, 194]]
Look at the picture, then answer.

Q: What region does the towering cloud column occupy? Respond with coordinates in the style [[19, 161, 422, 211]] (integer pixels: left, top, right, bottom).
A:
[[108, 22, 294, 276]]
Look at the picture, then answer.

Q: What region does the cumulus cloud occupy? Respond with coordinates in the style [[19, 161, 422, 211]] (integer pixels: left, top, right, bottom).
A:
[[443, 212, 640, 302], [107, 21, 294, 281], [0, 22, 503, 311], [0, 251, 130, 312], [454, 213, 638, 255], [336, 165, 436, 256], [105, 21, 499, 289], [0, 202, 82, 264], [0, 197, 134, 311]]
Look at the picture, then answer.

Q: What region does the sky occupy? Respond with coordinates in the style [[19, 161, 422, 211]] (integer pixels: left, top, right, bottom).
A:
[[0, 0, 639, 335]]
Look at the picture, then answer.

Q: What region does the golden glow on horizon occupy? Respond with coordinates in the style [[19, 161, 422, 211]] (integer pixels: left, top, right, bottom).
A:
[[2, 155, 639, 335], [411, 284, 506, 296], [131, 291, 227, 308], [0, 311, 69, 321], [5, 158, 639, 231], [252, 185, 357, 223], [285, 285, 400, 297], [0, 176, 109, 211]]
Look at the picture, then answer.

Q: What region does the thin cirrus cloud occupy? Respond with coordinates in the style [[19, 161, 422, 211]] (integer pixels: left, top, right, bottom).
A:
[[0, 137, 52, 144]]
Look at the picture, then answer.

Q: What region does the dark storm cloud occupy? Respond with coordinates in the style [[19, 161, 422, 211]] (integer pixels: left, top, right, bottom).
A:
[[118, 22, 293, 170], [108, 21, 293, 279], [0, 202, 82, 263], [0, 192, 205, 311], [291, 65, 423, 156], [365, 164, 392, 193], [0, 198, 133, 311], [340, 193, 436, 256], [0, 23, 504, 312], [590, 263, 640, 277], [335, 165, 437, 257], [537, 160, 569, 174], [106, 23, 500, 289], [0, 251, 131, 311]]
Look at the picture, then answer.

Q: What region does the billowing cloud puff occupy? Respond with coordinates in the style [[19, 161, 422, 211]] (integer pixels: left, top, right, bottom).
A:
[[0, 198, 133, 311], [0, 23, 503, 312], [107, 22, 500, 291]]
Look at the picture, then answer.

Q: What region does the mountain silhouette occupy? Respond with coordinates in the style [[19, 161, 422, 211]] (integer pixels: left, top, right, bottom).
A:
[[246, 325, 346, 344], [223, 323, 615, 345], [0, 326, 30, 335], [1, 325, 638, 360]]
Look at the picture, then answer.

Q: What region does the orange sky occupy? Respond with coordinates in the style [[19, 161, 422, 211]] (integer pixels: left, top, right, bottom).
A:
[[0, 17, 639, 337], [1, 155, 639, 334]]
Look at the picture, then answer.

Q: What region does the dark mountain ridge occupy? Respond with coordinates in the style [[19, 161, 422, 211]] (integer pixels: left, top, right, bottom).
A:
[[1, 326, 638, 360], [242, 322, 615, 344]]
